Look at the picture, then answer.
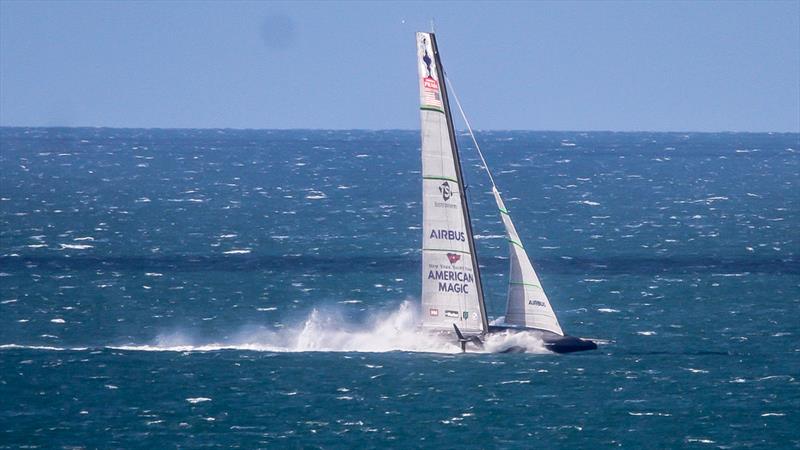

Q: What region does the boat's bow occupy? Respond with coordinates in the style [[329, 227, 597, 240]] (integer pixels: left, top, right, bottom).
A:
[[486, 325, 598, 354], [540, 334, 598, 353]]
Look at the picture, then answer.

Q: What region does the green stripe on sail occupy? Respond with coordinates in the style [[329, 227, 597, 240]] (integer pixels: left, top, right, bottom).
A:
[[423, 176, 458, 183], [498, 208, 510, 215], [507, 238, 524, 249], [420, 105, 445, 114], [423, 248, 471, 255], [510, 281, 542, 289]]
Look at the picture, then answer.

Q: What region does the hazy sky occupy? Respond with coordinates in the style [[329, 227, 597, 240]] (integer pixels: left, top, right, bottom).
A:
[[1, 1, 798, 131]]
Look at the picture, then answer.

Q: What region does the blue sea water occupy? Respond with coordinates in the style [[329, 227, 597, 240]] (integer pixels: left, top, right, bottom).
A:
[[0, 127, 798, 448]]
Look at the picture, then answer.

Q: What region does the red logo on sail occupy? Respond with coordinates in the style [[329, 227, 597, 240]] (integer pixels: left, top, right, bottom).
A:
[[423, 77, 438, 91], [446, 253, 461, 264], [422, 76, 442, 108]]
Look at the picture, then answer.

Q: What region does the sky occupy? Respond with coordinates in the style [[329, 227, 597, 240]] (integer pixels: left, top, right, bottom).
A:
[[1, 0, 798, 132]]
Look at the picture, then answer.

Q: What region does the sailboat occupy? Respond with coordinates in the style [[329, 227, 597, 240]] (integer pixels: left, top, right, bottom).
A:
[[416, 31, 597, 354]]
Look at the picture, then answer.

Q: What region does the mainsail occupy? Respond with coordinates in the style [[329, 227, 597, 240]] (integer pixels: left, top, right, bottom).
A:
[[492, 188, 564, 335], [417, 32, 487, 334]]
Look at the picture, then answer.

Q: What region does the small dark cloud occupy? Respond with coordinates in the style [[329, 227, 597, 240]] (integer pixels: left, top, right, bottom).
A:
[[260, 13, 296, 50]]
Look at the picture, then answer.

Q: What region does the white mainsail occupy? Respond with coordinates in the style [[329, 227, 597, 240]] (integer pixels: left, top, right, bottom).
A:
[[492, 187, 563, 335], [417, 32, 486, 334]]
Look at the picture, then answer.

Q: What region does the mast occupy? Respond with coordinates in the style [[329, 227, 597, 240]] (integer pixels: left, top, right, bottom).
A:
[[429, 33, 489, 334]]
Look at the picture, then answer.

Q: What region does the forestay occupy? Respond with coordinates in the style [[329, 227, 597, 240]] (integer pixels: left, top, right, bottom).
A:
[[417, 32, 486, 334], [492, 187, 563, 335]]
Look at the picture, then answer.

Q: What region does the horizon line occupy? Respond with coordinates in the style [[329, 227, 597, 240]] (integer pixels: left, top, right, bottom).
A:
[[1, 125, 798, 135]]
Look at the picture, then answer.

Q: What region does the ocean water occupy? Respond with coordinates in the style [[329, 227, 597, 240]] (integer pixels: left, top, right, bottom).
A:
[[0, 127, 798, 448]]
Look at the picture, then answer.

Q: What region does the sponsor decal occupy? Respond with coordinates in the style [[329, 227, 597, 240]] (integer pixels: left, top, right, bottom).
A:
[[446, 253, 461, 264], [434, 201, 457, 210], [428, 268, 473, 294], [438, 283, 468, 293], [528, 299, 547, 308], [423, 77, 439, 91], [463, 311, 469, 320], [422, 76, 442, 106], [439, 181, 452, 202], [421, 37, 433, 77], [429, 229, 465, 242], [428, 269, 473, 283], [444, 310, 459, 318], [420, 36, 442, 107], [429, 308, 439, 317]]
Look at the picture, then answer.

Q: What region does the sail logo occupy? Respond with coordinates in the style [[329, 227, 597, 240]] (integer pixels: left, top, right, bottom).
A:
[[429, 229, 465, 242], [528, 300, 547, 308], [423, 77, 438, 91], [428, 269, 473, 282], [422, 76, 442, 107], [446, 253, 461, 264], [439, 181, 452, 201], [421, 37, 433, 78], [444, 310, 459, 318], [429, 308, 439, 317], [420, 36, 443, 109], [429, 268, 473, 294]]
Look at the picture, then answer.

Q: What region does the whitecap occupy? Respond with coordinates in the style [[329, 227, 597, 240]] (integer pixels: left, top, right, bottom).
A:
[[685, 438, 714, 444], [59, 243, 93, 250], [305, 191, 327, 200], [571, 200, 600, 206], [0, 344, 86, 351], [186, 397, 211, 404], [474, 234, 504, 240]]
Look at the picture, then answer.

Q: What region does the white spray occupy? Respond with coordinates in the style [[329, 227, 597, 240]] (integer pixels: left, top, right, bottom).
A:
[[112, 301, 548, 354]]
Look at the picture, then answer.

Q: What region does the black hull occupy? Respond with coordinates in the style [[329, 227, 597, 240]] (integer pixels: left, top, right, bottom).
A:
[[487, 325, 598, 354]]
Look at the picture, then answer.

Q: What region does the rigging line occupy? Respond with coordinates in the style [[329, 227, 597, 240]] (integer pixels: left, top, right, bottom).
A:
[[444, 73, 497, 189]]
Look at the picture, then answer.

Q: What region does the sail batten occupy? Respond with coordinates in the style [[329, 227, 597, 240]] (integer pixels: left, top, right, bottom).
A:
[[417, 32, 487, 335]]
